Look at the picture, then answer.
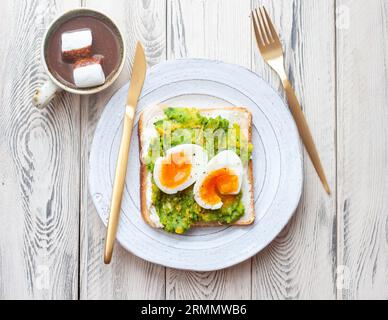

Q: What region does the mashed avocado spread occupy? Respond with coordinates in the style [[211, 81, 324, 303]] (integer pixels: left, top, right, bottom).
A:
[[146, 108, 253, 234]]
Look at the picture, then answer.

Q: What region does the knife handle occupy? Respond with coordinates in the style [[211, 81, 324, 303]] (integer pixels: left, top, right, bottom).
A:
[[282, 79, 331, 195], [104, 105, 135, 264]]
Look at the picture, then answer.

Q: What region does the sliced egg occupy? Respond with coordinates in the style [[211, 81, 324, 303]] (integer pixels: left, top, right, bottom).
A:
[[193, 150, 243, 210], [153, 144, 208, 194]]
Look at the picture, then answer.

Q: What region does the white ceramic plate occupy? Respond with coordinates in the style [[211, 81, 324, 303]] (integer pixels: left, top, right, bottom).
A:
[[89, 59, 303, 271]]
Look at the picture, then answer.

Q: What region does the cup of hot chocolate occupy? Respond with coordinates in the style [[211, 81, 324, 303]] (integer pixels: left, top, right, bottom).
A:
[[33, 8, 126, 109]]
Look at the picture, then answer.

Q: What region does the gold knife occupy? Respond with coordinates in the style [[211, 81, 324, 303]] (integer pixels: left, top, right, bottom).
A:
[[104, 42, 147, 264]]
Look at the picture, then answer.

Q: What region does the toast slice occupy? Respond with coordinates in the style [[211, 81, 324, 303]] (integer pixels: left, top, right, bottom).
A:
[[138, 105, 255, 229]]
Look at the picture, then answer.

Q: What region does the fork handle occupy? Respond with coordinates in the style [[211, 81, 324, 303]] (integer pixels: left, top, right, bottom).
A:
[[282, 79, 331, 195]]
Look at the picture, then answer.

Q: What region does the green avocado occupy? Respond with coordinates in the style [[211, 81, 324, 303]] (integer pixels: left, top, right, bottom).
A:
[[146, 108, 253, 234]]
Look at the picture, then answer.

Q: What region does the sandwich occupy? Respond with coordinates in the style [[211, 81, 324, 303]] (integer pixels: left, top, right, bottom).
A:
[[138, 105, 254, 234]]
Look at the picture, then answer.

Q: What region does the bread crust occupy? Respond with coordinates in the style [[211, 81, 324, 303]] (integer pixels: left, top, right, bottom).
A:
[[138, 105, 255, 229], [138, 114, 157, 227]]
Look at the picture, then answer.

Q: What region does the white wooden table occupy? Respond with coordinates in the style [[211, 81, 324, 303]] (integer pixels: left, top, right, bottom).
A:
[[0, 0, 387, 300]]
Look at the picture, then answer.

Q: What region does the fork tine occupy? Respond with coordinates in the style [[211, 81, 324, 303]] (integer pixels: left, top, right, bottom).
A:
[[259, 7, 274, 43], [255, 8, 270, 44], [252, 10, 265, 51], [261, 6, 281, 44]]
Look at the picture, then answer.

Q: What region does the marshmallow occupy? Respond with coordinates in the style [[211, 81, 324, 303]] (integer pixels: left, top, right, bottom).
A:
[[73, 55, 106, 88], [61, 29, 92, 61]]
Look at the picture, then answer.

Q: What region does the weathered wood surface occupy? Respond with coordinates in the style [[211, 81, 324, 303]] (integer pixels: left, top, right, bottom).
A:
[[336, 0, 388, 300], [0, 0, 386, 299], [0, 0, 80, 299]]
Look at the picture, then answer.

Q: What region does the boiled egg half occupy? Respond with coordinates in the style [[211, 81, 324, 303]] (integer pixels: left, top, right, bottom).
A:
[[153, 144, 208, 194], [194, 150, 243, 210]]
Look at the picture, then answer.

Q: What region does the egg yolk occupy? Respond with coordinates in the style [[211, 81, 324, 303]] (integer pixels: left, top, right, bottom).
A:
[[199, 168, 239, 205], [160, 151, 192, 188]]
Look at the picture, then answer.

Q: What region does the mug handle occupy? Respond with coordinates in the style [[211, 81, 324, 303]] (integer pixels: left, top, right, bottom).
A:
[[32, 78, 62, 109]]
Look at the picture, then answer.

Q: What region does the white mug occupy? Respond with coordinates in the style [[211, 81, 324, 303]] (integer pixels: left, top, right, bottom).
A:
[[33, 8, 126, 109]]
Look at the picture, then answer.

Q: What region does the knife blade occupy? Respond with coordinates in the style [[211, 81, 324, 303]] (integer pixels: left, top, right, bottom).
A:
[[104, 42, 147, 264]]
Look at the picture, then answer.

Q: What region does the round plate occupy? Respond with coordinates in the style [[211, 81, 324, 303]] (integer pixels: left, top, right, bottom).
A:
[[89, 59, 303, 271]]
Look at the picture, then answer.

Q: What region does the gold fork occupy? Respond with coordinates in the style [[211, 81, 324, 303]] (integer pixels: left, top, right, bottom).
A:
[[252, 7, 331, 195]]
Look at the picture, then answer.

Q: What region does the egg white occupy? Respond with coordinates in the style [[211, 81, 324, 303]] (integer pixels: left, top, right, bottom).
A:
[[153, 144, 208, 194], [193, 150, 243, 210]]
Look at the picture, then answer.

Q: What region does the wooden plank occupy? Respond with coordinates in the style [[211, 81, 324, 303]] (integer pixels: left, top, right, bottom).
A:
[[251, 0, 337, 299], [337, 0, 388, 300], [79, 0, 167, 299], [166, 0, 252, 300], [0, 0, 80, 299]]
